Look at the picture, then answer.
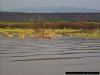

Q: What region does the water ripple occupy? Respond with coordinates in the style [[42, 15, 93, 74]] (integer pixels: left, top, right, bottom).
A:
[[0, 36, 100, 63], [11, 55, 100, 62]]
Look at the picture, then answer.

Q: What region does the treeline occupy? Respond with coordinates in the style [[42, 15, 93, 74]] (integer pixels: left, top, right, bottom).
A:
[[0, 12, 100, 22]]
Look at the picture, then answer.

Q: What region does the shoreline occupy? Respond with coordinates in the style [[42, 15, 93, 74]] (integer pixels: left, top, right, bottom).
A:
[[0, 21, 100, 38], [0, 28, 100, 38]]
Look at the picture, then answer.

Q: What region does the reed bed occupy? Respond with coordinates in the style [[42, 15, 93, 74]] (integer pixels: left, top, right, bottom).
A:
[[0, 22, 34, 28], [0, 21, 100, 38], [0, 28, 56, 38], [0, 28, 34, 38], [0, 28, 100, 38], [0, 21, 100, 29], [56, 29, 100, 38]]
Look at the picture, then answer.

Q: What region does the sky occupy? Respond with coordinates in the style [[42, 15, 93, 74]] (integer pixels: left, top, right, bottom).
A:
[[0, 0, 100, 11]]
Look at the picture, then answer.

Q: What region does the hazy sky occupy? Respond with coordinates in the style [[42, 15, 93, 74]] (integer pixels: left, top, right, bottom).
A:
[[0, 0, 100, 10]]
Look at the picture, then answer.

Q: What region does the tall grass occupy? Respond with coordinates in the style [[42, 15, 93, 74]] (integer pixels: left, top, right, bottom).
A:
[[33, 29, 56, 38], [0, 28, 100, 38], [0, 21, 100, 29], [0, 21, 100, 38]]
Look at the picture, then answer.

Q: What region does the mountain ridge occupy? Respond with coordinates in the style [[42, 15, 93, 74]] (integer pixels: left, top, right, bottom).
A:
[[4, 7, 100, 13]]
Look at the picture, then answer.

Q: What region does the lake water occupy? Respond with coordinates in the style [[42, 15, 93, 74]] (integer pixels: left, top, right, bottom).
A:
[[0, 36, 100, 75]]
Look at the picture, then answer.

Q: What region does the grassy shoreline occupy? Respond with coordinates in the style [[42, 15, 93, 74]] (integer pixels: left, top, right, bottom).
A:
[[0, 28, 100, 38], [0, 21, 100, 38]]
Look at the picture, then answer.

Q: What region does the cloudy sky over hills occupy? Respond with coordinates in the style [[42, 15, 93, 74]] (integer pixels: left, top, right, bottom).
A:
[[0, 0, 100, 12]]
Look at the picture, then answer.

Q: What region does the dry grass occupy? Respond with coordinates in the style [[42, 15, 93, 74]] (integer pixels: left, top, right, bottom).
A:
[[0, 21, 100, 38], [0, 21, 100, 29], [0, 28, 100, 38]]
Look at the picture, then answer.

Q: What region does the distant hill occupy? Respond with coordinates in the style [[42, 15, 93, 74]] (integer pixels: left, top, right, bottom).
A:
[[7, 7, 100, 13], [0, 12, 100, 22]]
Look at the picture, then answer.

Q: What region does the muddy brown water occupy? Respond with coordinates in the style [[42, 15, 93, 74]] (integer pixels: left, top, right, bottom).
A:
[[0, 36, 100, 75]]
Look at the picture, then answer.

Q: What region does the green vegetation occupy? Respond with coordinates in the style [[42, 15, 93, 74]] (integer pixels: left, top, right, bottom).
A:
[[0, 21, 100, 38], [0, 28, 100, 38]]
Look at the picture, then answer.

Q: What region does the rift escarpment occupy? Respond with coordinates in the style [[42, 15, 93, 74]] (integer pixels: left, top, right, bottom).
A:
[[0, 12, 100, 22]]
